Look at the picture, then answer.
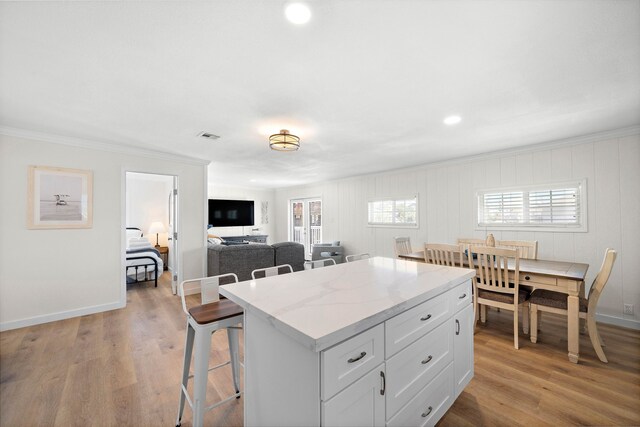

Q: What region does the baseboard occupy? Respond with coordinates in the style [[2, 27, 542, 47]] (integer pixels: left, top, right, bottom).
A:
[[0, 301, 125, 332], [596, 313, 640, 330]]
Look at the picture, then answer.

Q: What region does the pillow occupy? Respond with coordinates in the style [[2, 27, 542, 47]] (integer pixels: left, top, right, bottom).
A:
[[126, 228, 143, 240], [208, 237, 223, 245]]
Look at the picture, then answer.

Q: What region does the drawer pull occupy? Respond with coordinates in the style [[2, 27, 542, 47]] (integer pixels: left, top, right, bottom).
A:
[[347, 351, 367, 364], [456, 319, 460, 335], [421, 406, 433, 418], [420, 314, 432, 321], [421, 355, 433, 365], [525, 275, 530, 280], [380, 371, 385, 396], [459, 293, 467, 299]]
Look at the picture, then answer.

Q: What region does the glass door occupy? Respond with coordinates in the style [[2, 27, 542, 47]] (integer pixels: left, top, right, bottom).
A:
[[290, 198, 322, 258]]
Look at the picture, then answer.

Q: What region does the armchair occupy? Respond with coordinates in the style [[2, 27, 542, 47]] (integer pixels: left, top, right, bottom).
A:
[[311, 241, 344, 264]]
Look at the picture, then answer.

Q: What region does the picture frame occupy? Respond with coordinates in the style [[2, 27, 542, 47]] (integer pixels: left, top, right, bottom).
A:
[[27, 165, 93, 229]]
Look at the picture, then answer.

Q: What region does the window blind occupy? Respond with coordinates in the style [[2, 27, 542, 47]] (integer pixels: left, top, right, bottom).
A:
[[477, 181, 585, 230]]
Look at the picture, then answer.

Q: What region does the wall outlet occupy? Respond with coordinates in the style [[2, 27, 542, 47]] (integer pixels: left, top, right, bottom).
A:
[[624, 304, 634, 315]]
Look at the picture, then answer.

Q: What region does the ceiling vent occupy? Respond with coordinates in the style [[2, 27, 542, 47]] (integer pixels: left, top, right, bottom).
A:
[[198, 132, 221, 140]]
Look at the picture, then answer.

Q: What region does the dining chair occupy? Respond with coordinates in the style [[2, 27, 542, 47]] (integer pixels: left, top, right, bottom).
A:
[[457, 238, 486, 254], [176, 273, 243, 427], [469, 246, 530, 349], [529, 248, 617, 363], [309, 258, 337, 269], [496, 240, 539, 260], [251, 264, 293, 279], [345, 253, 370, 262], [393, 237, 412, 258], [424, 243, 464, 267]]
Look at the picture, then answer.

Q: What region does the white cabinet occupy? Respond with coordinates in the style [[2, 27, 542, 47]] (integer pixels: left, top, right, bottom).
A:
[[322, 324, 385, 400], [453, 303, 474, 397], [234, 275, 475, 427], [322, 364, 386, 427], [385, 320, 453, 418]]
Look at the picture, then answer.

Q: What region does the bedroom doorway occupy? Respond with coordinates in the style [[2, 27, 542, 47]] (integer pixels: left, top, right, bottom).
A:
[[125, 172, 179, 295]]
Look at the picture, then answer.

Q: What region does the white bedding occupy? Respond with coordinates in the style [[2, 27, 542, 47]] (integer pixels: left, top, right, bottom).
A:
[[126, 249, 163, 280]]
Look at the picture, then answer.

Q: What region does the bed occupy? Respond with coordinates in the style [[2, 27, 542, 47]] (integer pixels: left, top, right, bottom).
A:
[[126, 227, 164, 287]]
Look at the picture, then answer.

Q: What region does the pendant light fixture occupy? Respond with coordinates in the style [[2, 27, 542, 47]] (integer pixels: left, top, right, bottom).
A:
[[269, 129, 300, 151]]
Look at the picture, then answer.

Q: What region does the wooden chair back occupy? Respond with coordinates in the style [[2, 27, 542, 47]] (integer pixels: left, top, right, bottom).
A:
[[179, 273, 239, 316], [468, 246, 519, 295], [309, 259, 337, 269], [424, 243, 463, 267], [496, 240, 538, 260], [393, 237, 412, 257], [251, 264, 293, 279], [346, 253, 370, 262], [457, 238, 486, 253], [587, 248, 617, 312]]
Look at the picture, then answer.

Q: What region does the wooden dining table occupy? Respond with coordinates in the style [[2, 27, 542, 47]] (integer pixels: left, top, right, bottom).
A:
[[399, 250, 590, 363]]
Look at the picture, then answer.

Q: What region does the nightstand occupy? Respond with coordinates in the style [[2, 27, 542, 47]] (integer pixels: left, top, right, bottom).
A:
[[157, 246, 168, 270]]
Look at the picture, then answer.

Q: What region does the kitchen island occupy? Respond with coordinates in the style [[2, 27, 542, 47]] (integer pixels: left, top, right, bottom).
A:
[[220, 256, 476, 427]]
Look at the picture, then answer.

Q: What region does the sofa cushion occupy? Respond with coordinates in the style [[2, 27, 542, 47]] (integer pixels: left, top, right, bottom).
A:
[[208, 243, 274, 282], [272, 242, 305, 272]]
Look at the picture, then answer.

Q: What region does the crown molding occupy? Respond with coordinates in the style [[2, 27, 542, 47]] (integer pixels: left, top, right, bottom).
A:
[[0, 126, 211, 166]]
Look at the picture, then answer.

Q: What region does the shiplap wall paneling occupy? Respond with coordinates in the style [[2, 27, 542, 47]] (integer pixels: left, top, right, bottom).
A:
[[274, 134, 640, 326], [594, 139, 624, 318], [618, 135, 640, 322]]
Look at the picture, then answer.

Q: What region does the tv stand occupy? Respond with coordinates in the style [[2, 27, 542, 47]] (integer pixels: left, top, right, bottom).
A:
[[223, 235, 268, 244]]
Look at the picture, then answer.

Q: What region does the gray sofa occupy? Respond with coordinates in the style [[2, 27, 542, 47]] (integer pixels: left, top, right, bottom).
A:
[[207, 241, 305, 282]]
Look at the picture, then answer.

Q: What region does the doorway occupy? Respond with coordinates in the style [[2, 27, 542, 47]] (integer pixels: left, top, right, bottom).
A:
[[289, 197, 322, 257], [125, 172, 179, 295]]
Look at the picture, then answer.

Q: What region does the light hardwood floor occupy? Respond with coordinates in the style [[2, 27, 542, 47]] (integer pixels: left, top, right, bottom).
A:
[[1, 274, 639, 426]]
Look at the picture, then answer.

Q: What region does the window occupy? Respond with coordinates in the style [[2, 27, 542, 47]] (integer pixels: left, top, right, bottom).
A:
[[476, 180, 587, 232], [368, 196, 418, 227]]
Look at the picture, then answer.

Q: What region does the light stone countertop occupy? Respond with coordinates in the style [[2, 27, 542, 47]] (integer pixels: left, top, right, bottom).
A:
[[220, 256, 476, 352]]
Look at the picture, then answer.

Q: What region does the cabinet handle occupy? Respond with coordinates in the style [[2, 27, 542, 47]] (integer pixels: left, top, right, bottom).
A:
[[459, 293, 467, 299], [420, 314, 432, 321], [421, 355, 433, 365], [380, 371, 385, 396], [456, 319, 460, 335], [421, 406, 433, 418], [525, 275, 530, 280], [347, 351, 366, 364]]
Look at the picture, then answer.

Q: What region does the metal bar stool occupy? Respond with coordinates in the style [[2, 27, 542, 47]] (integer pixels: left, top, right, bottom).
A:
[[176, 273, 243, 427]]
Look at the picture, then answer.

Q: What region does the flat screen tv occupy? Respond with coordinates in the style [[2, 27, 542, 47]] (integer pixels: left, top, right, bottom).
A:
[[208, 199, 254, 227]]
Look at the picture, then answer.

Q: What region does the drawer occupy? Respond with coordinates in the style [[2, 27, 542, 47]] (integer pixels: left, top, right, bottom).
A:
[[386, 363, 454, 427], [512, 272, 558, 287], [385, 320, 453, 419], [451, 281, 472, 313], [385, 291, 451, 357], [322, 324, 385, 400]]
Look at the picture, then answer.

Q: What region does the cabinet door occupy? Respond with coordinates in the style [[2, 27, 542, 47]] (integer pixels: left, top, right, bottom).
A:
[[322, 364, 385, 427], [453, 303, 474, 398]]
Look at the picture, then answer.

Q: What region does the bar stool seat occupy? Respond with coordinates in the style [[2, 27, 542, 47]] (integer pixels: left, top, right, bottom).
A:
[[176, 274, 243, 427], [189, 299, 244, 325]]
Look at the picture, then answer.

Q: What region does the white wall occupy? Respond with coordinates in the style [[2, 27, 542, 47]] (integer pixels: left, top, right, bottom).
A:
[[126, 172, 173, 248], [0, 133, 208, 330], [207, 184, 276, 243], [274, 131, 640, 328]]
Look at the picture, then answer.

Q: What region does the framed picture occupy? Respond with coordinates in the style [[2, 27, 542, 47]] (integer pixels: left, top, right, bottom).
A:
[[27, 166, 93, 229]]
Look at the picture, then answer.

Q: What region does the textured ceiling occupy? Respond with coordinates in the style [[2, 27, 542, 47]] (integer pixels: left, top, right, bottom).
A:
[[1, 1, 639, 188]]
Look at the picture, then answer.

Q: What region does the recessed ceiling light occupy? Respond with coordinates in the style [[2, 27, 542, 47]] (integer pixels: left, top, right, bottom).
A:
[[285, 3, 311, 25], [443, 115, 461, 125]]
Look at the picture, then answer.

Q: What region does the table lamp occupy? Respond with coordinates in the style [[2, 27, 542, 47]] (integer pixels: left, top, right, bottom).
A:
[[148, 221, 166, 248]]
